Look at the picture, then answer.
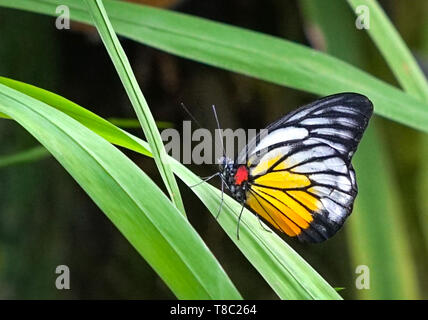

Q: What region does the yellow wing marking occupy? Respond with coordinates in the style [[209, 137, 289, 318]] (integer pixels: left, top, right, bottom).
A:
[[246, 150, 324, 237], [272, 159, 289, 171], [253, 170, 311, 189], [287, 190, 321, 212], [250, 155, 281, 176], [252, 186, 313, 227], [249, 149, 289, 176], [246, 191, 301, 236]]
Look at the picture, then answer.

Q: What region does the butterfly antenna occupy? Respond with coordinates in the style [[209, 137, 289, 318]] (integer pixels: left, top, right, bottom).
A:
[[180, 102, 203, 128], [212, 105, 226, 158]]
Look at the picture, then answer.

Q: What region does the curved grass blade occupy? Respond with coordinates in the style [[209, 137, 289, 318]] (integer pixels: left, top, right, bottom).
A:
[[169, 158, 342, 300], [0, 82, 241, 300], [345, 0, 426, 299], [108, 118, 173, 129], [349, 125, 419, 299], [0, 0, 427, 132], [347, 0, 428, 101], [0, 77, 341, 299], [0, 76, 151, 156], [83, 0, 185, 216], [0, 145, 49, 168], [301, 0, 420, 300]]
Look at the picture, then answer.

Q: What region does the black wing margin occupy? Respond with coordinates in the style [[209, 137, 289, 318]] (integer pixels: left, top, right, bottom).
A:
[[241, 93, 373, 243], [279, 93, 373, 162], [237, 92, 373, 165]]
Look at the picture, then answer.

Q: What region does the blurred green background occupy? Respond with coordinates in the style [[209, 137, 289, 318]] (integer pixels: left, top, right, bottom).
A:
[[0, 0, 427, 299]]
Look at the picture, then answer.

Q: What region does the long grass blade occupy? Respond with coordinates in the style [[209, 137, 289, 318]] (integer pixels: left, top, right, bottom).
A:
[[347, 0, 428, 100], [84, 0, 185, 215], [301, 0, 419, 299], [0, 76, 341, 299], [0, 145, 49, 167], [0, 82, 242, 299], [0, 0, 427, 132], [347, 0, 427, 298]]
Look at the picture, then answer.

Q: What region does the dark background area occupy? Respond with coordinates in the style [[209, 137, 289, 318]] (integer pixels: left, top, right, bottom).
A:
[[0, 0, 426, 299]]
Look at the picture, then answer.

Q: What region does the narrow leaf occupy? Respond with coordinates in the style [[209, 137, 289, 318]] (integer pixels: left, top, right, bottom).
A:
[[347, 0, 428, 100], [0, 0, 427, 132], [0, 82, 241, 299], [1, 77, 341, 299], [84, 0, 185, 215]]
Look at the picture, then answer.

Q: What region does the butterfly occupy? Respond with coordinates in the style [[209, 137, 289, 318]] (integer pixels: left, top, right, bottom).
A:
[[217, 93, 373, 243]]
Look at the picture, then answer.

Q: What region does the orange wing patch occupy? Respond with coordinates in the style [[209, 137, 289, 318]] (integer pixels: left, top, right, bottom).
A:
[[246, 191, 301, 236], [287, 190, 321, 212], [245, 143, 336, 239], [246, 163, 325, 237], [252, 186, 313, 226]]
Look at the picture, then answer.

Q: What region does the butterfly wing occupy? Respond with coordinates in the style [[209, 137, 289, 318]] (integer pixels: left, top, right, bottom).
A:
[[241, 93, 373, 242]]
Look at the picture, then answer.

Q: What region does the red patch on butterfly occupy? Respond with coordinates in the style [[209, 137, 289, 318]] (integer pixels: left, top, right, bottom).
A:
[[234, 166, 249, 185]]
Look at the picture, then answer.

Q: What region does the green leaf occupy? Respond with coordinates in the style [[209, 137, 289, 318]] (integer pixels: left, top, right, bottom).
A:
[[170, 159, 342, 300], [347, 0, 428, 101], [345, 0, 426, 299], [0, 76, 151, 157], [349, 124, 419, 299], [301, 0, 419, 299], [84, 0, 185, 215], [0, 145, 49, 168], [108, 118, 173, 129], [0, 82, 241, 300], [0, 0, 427, 132], [419, 141, 428, 251], [0, 76, 341, 299]]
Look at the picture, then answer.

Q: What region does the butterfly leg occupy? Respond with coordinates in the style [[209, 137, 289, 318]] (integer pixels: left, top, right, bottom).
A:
[[216, 180, 225, 219], [236, 202, 245, 240], [256, 215, 272, 233], [189, 172, 219, 188]]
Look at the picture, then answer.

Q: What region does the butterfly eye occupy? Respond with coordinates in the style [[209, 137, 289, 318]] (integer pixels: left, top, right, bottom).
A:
[[218, 156, 226, 171]]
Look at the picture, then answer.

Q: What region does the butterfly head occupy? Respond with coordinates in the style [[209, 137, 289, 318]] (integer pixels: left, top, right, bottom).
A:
[[218, 156, 234, 175], [218, 156, 248, 202]]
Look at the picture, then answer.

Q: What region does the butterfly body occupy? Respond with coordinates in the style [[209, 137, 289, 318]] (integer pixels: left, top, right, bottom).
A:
[[218, 93, 373, 243], [219, 157, 249, 203]]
